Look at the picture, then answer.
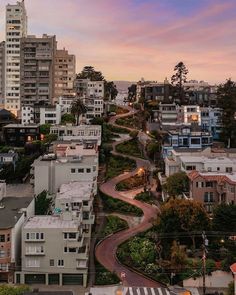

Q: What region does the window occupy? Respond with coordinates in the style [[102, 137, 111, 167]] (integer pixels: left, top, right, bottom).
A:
[[49, 259, 54, 266], [0, 235, 5, 242], [26, 259, 40, 268], [78, 168, 84, 173], [0, 250, 5, 258], [26, 232, 44, 240], [206, 182, 213, 188], [64, 232, 76, 239], [7, 234, 10, 242], [207, 167, 212, 172], [64, 247, 68, 253], [204, 192, 213, 203], [71, 168, 76, 173], [217, 167, 220, 171], [58, 260, 64, 267], [191, 138, 200, 145], [69, 248, 76, 253], [226, 167, 233, 173], [186, 165, 196, 171], [86, 168, 91, 173]]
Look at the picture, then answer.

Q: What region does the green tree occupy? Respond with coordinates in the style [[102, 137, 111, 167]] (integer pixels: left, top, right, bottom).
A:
[[128, 84, 137, 101], [77, 66, 104, 81], [171, 240, 187, 272], [0, 285, 30, 295], [43, 133, 58, 144], [39, 123, 51, 135], [35, 190, 53, 215], [61, 113, 76, 124], [171, 61, 188, 104], [164, 172, 189, 197], [71, 98, 87, 125], [217, 79, 236, 147], [128, 237, 156, 266], [104, 81, 118, 100], [146, 141, 160, 160], [157, 198, 210, 249], [212, 203, 236, 232]]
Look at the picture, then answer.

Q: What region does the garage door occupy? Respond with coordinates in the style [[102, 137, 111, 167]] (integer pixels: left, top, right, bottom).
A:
[[62, 274, 83, 285], [25, 274, 45, 284], [49, 273, 59, 285]]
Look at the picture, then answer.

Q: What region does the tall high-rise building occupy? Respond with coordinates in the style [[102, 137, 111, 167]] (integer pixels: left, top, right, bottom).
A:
[[54, 48, 76, 103], [5, 0, 27, 115], [20, 34, 57, 105], [0, 41, 5, 108]]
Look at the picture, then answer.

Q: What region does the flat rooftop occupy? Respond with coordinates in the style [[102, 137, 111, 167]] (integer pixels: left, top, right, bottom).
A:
[[3, 124, 39, 128], [57, 182, 93, 201], [24, 215, 78, 229], [0, 196, 33, 229], [180, 155, 236, 164]]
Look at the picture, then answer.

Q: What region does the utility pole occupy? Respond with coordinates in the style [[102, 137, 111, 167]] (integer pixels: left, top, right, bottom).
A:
[[202, 231, 208, 295]]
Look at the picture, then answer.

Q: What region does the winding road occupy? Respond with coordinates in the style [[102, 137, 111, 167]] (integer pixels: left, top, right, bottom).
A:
[[95, 105, 162, 287]]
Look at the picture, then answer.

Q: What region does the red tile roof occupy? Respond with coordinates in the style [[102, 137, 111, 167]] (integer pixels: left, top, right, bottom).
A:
[[230, 263, 236, 273], [187, 171, 236, 185]]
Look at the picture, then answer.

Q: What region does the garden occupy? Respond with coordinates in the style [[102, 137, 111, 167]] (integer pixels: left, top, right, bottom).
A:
[[105, 154, 136, 179], [116, 199, 236, 285], [99, 190, 143, 216], [115, 112, 145, 130], [116, 138, 144, 158], [109, 104, 129, 115], [116, 173, 145, 191], [134, 190, 156, 204], [101, 215, 128, 238]]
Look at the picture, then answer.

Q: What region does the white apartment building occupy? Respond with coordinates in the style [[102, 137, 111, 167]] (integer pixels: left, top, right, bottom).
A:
[[5, 0, 27, 115], [58, 96, 74, 113], [17, 182, 94, 286], [83, 97, 104, 123], [32, 142, 99, 195], [50, 125, 102, 145], [21, 105, 34, 124], [39, 104, 62, 125], [0, 41, 5, 108], [75, 79, 104, 98], [165, 147, 236, 177]]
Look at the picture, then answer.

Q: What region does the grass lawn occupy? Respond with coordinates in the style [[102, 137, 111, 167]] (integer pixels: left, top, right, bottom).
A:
[[116, 174, 145, 191], [106, 124, 129, 134], [116, 138, 144, 158], [106, 154, 136, 179], [99, 190, 143, 216]]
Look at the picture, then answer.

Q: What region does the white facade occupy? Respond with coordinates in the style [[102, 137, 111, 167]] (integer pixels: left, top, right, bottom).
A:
[[83, 97, 104, 123], [50, 125, 102, 145], [87, 81, 104, 98], [5, 0, 27, 115], [58, 96, 74, 113], [21, 105, 34, 124], [19, 182, 94, 286], [32, 142, 99, 195], [40, 104, 62, 125]]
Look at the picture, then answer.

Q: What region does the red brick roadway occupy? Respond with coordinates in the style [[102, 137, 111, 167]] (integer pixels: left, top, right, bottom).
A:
[[95, 106, 163, 287]]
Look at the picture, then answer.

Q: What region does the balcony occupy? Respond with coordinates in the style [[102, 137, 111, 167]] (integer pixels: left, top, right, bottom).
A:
[[76, 259, 88, 269], [83, 214, 95, 225], [25, 252, 45, 256]]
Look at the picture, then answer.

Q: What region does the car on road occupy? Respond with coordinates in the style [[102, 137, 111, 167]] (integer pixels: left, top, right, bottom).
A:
[[108, 112, 117, 116]]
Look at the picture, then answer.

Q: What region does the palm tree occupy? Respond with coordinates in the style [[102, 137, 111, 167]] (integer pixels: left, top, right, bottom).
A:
[[70, 98, 87, 125]]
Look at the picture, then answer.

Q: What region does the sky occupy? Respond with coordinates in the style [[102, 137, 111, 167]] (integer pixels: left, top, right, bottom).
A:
[[0, 0, 236, 83]]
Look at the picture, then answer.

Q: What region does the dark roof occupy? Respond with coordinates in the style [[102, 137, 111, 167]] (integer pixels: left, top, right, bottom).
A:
[[24, 292, 73, 295], [0, 109, 13, 116], [0, 196, 33, 229]]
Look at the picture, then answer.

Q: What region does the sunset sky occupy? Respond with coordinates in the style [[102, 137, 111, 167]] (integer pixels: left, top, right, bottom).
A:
[[0, 0, 236, 83]]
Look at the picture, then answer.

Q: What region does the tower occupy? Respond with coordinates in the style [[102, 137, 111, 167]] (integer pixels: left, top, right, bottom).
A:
[[5, 0, 27, 116]]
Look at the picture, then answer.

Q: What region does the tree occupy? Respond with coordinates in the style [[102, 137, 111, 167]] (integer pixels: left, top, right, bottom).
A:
[[70, 98, 87, 125], [61, 113, 76, 124], [77, 66, 118, 100], [146, 141, 160, 161], [171, 62, 188, 104], [0, 285, 30, 295], [43, 133, 58, 144], [212, 203, 236, 232], [35, 190, 53, 215], [77, 66, 104, 81], [104, 81, 118, 100], [217, 79, 236, 147], [170, 240, 187, 272], [164, 172, 189, 197], [39, 123, 51, 135], [157, 198, 210, 249], [128, 84, 137, 101], [128, 237, 156, 266]]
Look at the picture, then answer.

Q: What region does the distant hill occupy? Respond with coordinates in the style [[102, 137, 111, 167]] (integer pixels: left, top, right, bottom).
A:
[[113, 81, 135, 92]]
